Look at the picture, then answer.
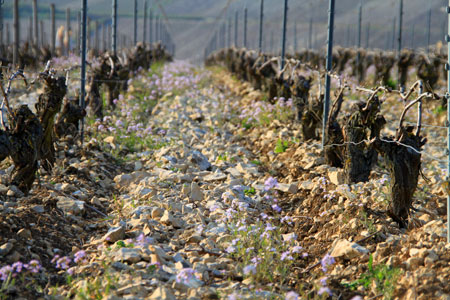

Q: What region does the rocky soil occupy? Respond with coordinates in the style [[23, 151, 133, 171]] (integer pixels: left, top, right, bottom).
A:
[[0, 60, 449, 300]]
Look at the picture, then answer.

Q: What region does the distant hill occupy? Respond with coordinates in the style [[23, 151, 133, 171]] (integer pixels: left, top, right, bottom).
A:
[[1, 0, 447, 62]]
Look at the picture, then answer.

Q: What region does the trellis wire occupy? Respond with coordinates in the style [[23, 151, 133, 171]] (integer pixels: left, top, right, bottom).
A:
[[323, 139, 448, 164]]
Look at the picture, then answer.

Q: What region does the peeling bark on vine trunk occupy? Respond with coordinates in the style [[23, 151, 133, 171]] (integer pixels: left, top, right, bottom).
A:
[[290, 75, 312, 123], [55, 98, 86, 139], [301, 95, 323, 141], [372, 127, 426, 228], [87, 74, 103, 119], [8, 105, 44, 194], [324, 89, 345, 168], [35, 73, 67, 171], [342, 96, 386, 184], [373, 53, 395, 86], [417, 56, 440, 90], [398, 51, 414, 88]]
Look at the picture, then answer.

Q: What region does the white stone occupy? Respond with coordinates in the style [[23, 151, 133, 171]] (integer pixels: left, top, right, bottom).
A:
[[113, 248, 142, 264], [190, 182, 204, 202], [330, 239, 369, 260], [275, 183, 298, 194], [188, 150, 211, 171], [56, 196, 85, 215], [149, 287, 176, 300], [328, 170, 345, 186], [103, 225, 125, 243]]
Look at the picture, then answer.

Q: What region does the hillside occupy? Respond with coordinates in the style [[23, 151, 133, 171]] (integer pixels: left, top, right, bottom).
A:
[[1, 0, 447, 61]]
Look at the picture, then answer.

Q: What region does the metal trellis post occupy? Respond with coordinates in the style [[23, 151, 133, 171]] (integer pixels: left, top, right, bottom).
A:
[[0, 1, 3, 46], [149, 9, 153, 44], [80, 0, 87, 144], [391, 17, 396, 50], [143, 0, 148, 43], [234, 10, 238, 47], [40, 20, 44, 47], [77, 11, 81, 54], [398, 0, 403, 54], [33, 0, 38, 47], [258, 0, 264, 52], [427, 5, 432, 54], [13, 0, 19, 66], [346, 24, 350, 47], [280, 0, 288, 70], [446, 0, 450, 244], [294, 21, 297, 53], [397, 0, 403, 89], [366, 22, 370, 49], [322, 0, 335, 149], [357, 0, 362, 64], [244, 6, 247, 48], [66, 8, 71, 55], [112, 0, 117, 54], [134, 0, 138, 45], [102, 22, 106, 51], [308, 17, 313, 49], [228, 18, 231, 48]]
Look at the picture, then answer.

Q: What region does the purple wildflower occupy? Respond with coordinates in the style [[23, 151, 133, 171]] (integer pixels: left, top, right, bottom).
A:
[[27, 260, 42, 273], [292, 246, 303, 253], [74, 250, 86, 263], [318, 287, 332, 296], [272, 204, 282, 213], [55, 256, 71, 270], [226, 246, 236, 253], [243, 264, 257, 275], [321, 254, 335, 272], [12, 261, 24, 273], [264, 177, 278, 191], [176, 268, 196, 284], [281, 251, 294, 261], [285, 291, 299, 300], [0, 266, 12, 281]]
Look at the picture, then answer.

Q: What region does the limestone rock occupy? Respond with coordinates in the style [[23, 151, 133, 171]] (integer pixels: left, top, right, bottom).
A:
[[188, 150, 211, 171], [328, 169, 345, 186], [31, 205, 45, 213], [57, 196, 85, 215], [17, 229, 32, 240], [114, 174, 134, 187], [104, 136, 116, 146], [203, 172, 227, 182], [275, 183, 298, 194], [103, 225, 125, 243], [330, 239, 369, 260], [190, 182, 204, 202], [149, 287, 176, 300], [151, 207, 165, 219], [160, 211, 183, 228], [0, 242, 14, 257], [114, 248, 142, 264]]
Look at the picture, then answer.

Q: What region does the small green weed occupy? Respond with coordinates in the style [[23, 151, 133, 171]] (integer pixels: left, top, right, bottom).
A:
[[274, 139, 290, 154], [344, 255, 402, 300], [386, 78, 397, 90], [243, 187, 256, 196]]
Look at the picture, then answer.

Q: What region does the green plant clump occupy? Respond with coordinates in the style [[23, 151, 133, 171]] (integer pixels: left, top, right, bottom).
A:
[[344, 255, 402, 300]]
